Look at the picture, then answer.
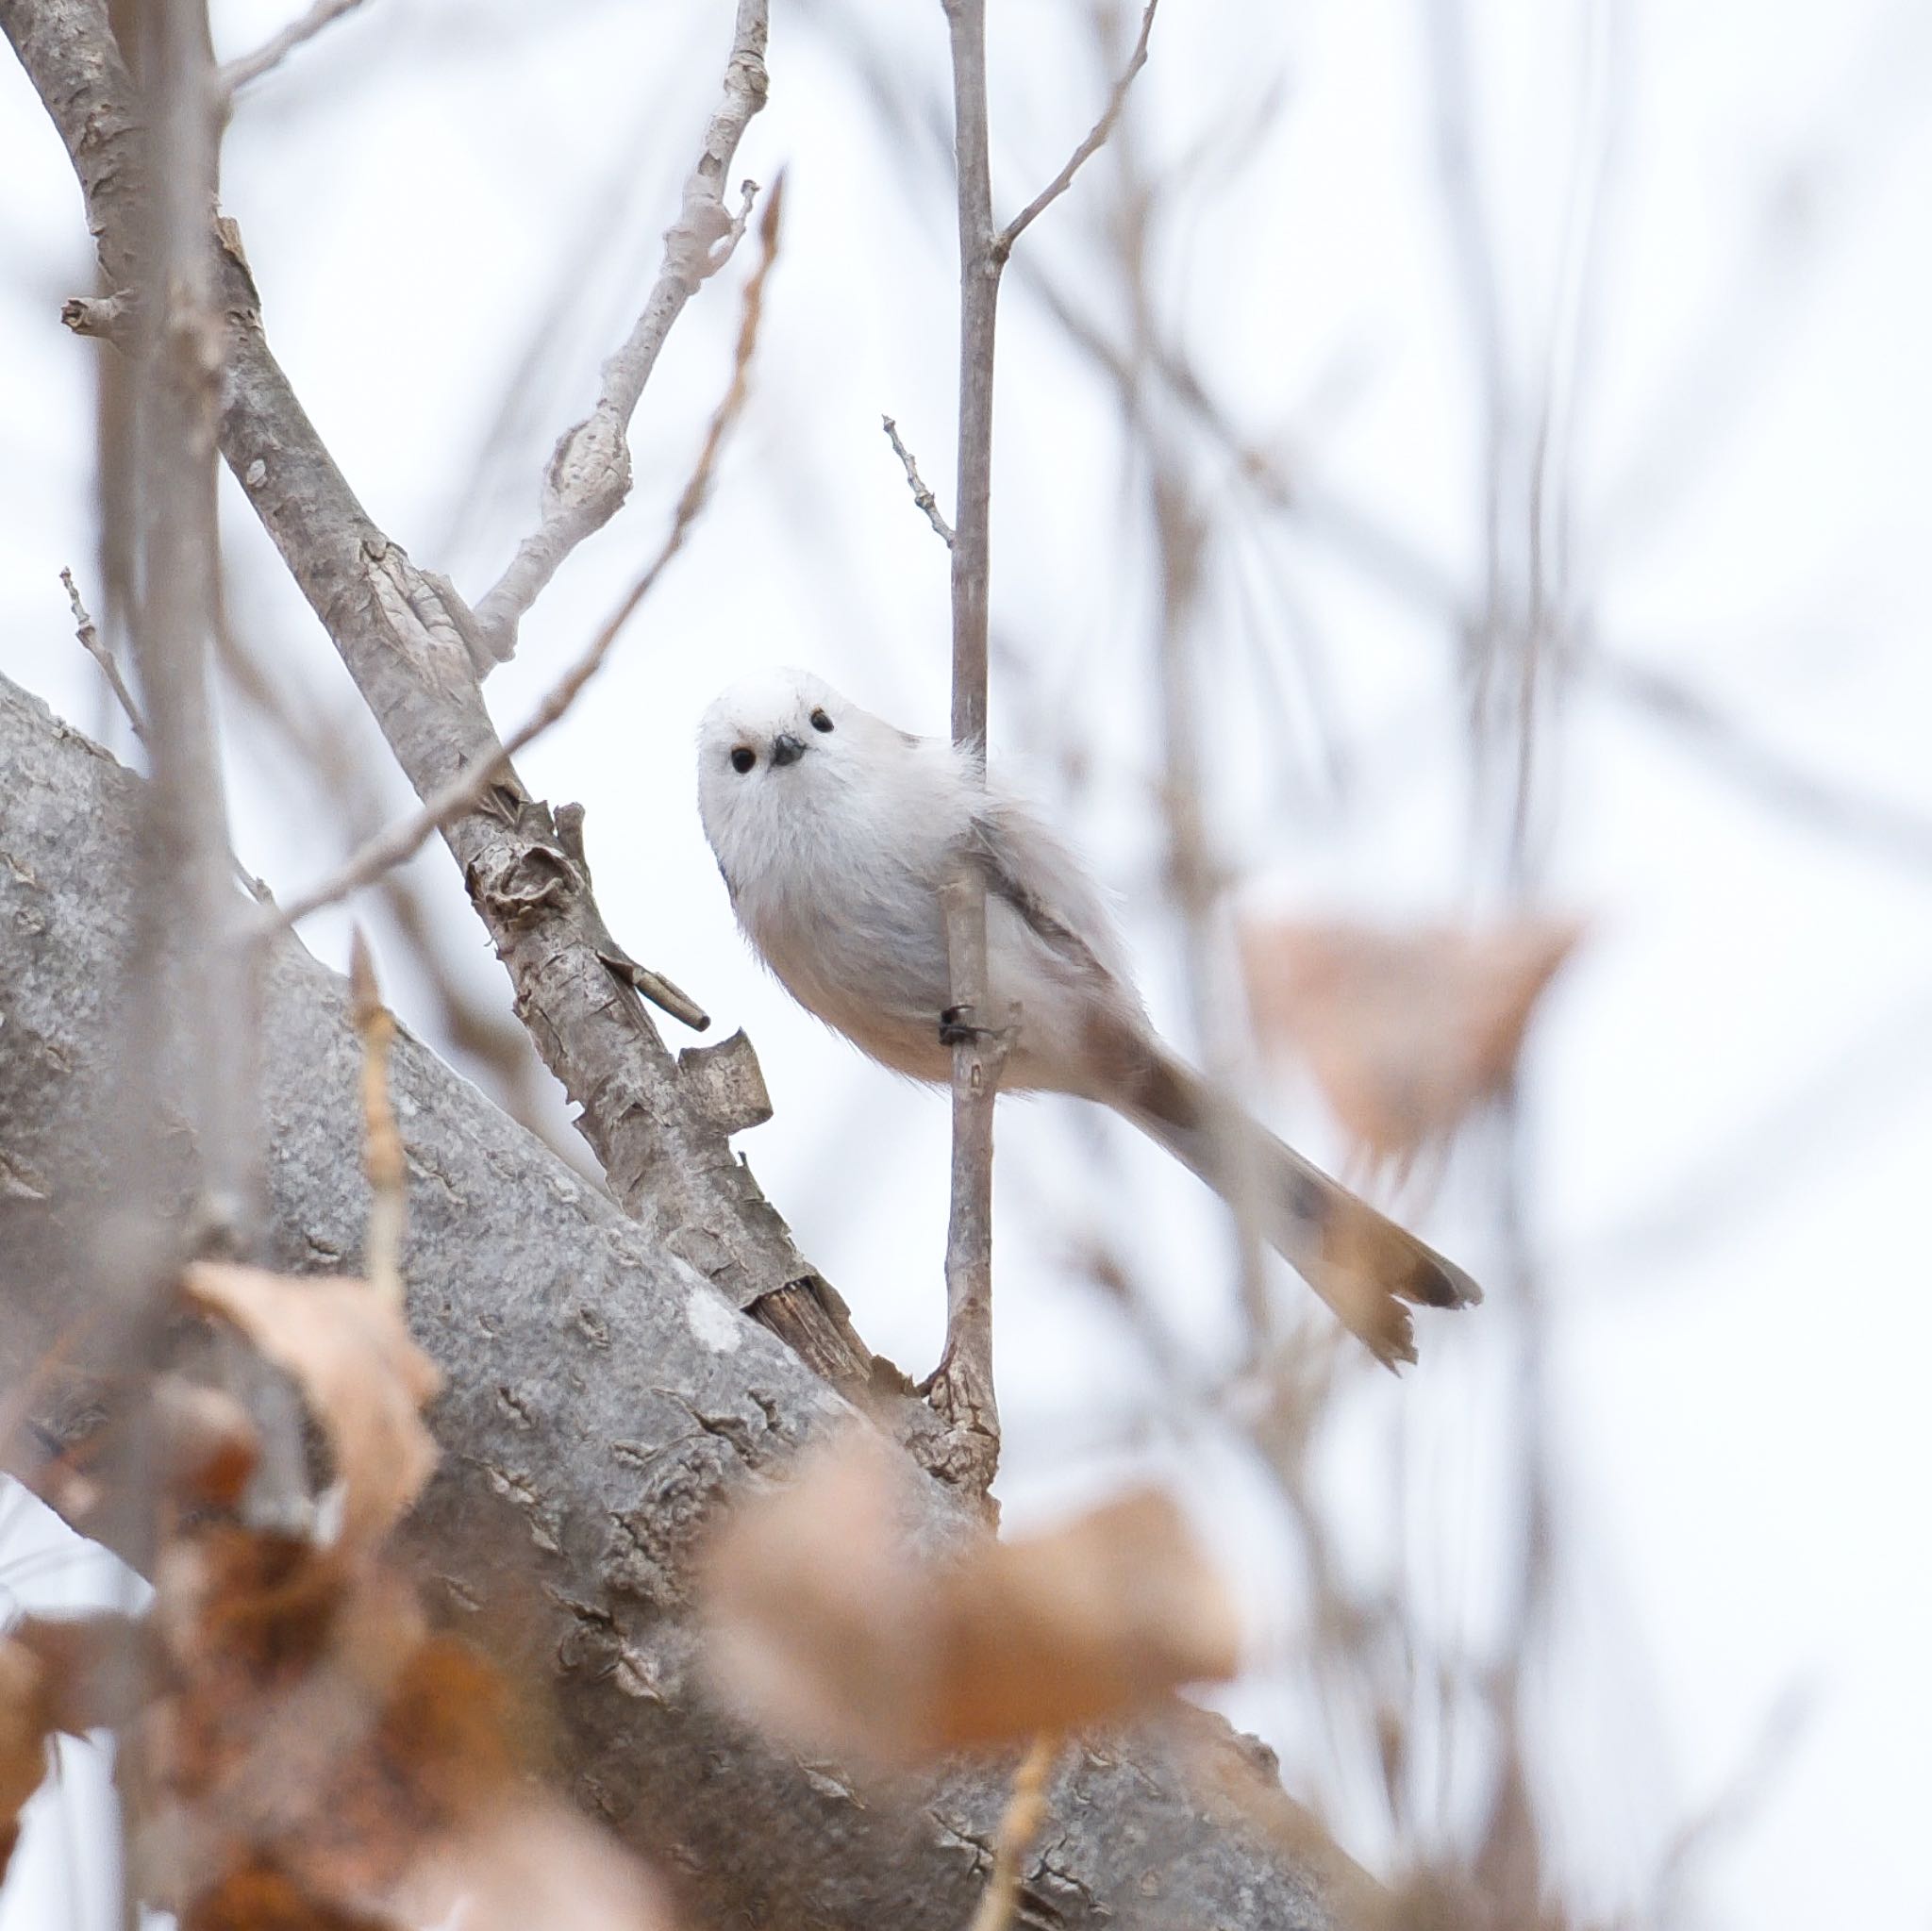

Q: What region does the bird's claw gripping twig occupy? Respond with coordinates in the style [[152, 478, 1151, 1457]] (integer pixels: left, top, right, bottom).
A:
[[938, 1004, 995, 1047]]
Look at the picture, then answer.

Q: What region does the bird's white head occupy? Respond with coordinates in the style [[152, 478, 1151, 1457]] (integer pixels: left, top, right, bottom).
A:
[[697, 667, 912, 889]]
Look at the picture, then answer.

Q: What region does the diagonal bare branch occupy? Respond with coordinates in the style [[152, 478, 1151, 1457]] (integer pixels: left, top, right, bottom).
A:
[[468, 0, 770, 664], [61, 564, 144, 741], [219, 0, 368, 96], [881, 413, 956, 548], [4, 0, 873, 1383], [258, 178, 785, 941], [995, 0, 1158, 258]]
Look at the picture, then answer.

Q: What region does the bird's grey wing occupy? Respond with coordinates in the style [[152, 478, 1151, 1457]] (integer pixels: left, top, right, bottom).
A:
[[965, 796, 1137, 997]]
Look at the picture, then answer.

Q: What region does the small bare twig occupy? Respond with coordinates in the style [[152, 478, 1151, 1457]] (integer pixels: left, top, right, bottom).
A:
[[258, 177, 786, 940], [219, 0, 368, 96], [70, 571, 271, 903], [62, 565, 145, 741], [469, 0, 771, 662], [966, 1734, 1059, 1931], [348, 930, 405, 1310], [996, 0, 1158, 258], [881, 414, 956, 547]]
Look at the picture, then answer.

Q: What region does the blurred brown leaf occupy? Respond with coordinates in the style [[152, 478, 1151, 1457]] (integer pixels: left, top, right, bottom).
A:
[[183, 1263, 441, 1554], [0, 1611, 157, 1878], [699, 1432, 1241, 1763], [186, 1861, 391, 1931], [130, 1522, 649, 1930], [125, 1268, 668, 1926], [389, 1799, 680, 1931], [135, 1536, 427, 1916], [153, 1375, 262, 1511], [12, 1611, 159, 1735], [0, 1638, 48, 1879], [1239, 918, 1582, 1164]]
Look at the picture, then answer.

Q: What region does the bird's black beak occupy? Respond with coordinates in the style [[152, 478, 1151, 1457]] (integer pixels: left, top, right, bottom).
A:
[[770, 731, 807, 768]]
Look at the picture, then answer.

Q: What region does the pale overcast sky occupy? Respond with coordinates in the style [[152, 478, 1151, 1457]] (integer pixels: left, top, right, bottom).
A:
[[3, 1, 1930, 1925]]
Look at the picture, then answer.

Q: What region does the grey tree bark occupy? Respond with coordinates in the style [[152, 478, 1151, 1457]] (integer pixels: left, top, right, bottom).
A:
[[0, 670, 1341, 1927]]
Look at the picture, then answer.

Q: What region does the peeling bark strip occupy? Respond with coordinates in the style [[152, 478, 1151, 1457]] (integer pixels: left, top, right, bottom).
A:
[[0, 0, 881, 1408], [0, 674, 1340, 1927]]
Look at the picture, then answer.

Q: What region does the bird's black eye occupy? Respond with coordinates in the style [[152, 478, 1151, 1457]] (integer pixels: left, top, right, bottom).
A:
[[809, 707, 834, 734], [730, 746, 756, 774]]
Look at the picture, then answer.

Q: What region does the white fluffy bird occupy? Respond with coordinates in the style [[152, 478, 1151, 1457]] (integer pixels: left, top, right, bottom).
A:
[[697, 667, 1479, 1365]]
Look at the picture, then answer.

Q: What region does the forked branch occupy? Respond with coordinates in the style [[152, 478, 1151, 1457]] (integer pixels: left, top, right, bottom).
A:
[[996, 0, 1158, 259]]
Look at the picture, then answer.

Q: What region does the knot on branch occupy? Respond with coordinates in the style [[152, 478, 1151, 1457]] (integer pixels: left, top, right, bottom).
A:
[[361, 543, 491, 692], [62, 290, 137, 343], [724, 44, 769, 118], [541, 405, 632, 528], [677, 1030, 773, 1135], [469, 841, 571, 930], [666, 175, 759, 295]]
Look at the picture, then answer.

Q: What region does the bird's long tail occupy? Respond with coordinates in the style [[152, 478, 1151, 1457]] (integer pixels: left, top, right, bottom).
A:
[[1120, 1047, 1481, 1368]]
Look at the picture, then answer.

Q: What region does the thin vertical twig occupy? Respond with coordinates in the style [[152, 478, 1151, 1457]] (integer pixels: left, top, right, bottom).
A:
[[927, 0, 1005, 1491], [113, 0, 307, 1556], [125, 0, 259, 1253], [925, 0, 1160, 1482]]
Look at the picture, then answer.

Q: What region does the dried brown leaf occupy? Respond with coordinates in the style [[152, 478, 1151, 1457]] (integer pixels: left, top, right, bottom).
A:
[[700, 1432, 1241, 1763], [185, 1861, 391, 1931], [153, 1375, 261, 1510], [12, 1611, 159, 1735], [0, 1611, 156, 1878], [699, 1434, 922, 1758], [1240, 918, 1582, 1164], [0, 1639, 49, 1880], [183, 1263, 441, 1554], [132, 1523, 547, 1928], [939, 1487, 1241, 1747]]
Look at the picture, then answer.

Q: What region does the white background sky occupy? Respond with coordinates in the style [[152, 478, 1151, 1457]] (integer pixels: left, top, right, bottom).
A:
[[4, 0, 1931, 1925]]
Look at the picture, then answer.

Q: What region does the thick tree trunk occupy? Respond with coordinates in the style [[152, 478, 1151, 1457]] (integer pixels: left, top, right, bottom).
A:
[[0, 671, 1339, 1926]]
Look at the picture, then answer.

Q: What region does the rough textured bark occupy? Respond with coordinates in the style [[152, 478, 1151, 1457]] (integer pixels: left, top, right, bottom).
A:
[[0, 672, 1340, 1928]]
